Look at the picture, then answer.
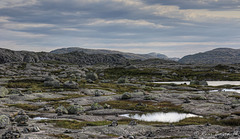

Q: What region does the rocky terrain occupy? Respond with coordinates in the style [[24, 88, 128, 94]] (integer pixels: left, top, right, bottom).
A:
[[51, 47, 169, 60], [179, 48, 240, 65], [0, 48, 240, 139]]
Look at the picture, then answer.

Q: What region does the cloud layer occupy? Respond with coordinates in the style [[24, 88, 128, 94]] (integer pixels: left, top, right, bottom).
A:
[[0, 0, 239, 57]]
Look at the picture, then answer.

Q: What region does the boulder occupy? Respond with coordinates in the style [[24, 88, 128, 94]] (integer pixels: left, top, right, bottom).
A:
[[56, 105, 68, 114], [44, 76, 56, 81], [44, 79, 60, 88], [117, 77, 129, 84], [91, 103, 103, 110], [95, 90, 104, 97], [67, 104, 84, 114], [86, 72, 98, 81], [63, 80, 79, 89], [0, 115, 10, 129], [0, 86, 9, 98], [103, 103, 111, 109], [14, 110, 29, 126], [122, 92, 132, 100], [190, 80, 208, 86]]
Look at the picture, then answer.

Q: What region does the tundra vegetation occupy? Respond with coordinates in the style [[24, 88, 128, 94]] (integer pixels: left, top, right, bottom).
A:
[[0, 60, 240, 139]]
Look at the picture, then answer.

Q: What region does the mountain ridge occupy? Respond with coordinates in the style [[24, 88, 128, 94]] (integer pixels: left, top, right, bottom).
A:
[[179, 48, 240, 65], [50, 47, 169, 60], [0, 48, 128, 65]]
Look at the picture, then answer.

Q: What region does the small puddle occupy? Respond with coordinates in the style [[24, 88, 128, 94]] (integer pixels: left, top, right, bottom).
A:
[[121, 112, 199, 123], [33, 117, 49, 120], [154, 81, 240, 86], [209, 89, 240, 93]]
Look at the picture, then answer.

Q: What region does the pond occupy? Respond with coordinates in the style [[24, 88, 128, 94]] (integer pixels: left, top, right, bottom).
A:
[[209, 89, 240, 93], [33, 117, 49, 120], [154, 81, 240, 86], [120, 112, 200, 123]]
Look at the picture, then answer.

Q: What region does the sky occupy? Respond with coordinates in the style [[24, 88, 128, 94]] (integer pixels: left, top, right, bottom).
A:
[[0, 0, 240, 58]]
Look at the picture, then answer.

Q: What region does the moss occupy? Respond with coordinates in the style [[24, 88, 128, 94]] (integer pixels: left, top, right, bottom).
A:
[[38, 120, 111, 129], [6, 103, 42, 111], [98, 83, 139, 94], [49, 134, 74, 139], [175, 117, 212, 126], [6, 79, 43, 91], [106, 134, 119, 138], [220, 118, 240, 126], [99, 100, 186, 113], [47, 101, 71, 109]]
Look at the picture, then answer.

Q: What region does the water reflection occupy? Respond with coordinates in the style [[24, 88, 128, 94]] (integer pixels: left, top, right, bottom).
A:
[[154, 81, 240, 86], [210, 89, 240, 93], [33, 117, 49, 120], [121, 112, 199, 123]]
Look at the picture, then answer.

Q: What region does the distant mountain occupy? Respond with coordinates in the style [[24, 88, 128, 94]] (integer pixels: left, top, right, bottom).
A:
[[51, 47, 169, 60], [179, 48, 240, 65], [144, 52, 168, 59], [0, 48, 128, 65]]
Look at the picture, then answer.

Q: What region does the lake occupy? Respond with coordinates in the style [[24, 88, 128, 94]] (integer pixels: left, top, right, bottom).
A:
[[120, 112, 199, 123]]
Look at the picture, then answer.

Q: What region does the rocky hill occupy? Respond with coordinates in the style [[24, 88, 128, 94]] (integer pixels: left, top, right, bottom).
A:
[[179, 48, 240, 65], [0, 48, 128, 65], [51, 47, 168, 60]]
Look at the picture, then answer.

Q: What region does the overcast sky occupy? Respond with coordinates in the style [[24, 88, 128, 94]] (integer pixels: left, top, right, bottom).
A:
[[0, 0, 240, 58]]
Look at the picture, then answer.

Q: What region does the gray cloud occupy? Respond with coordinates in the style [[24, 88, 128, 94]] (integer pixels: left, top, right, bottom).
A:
[[143, 0, 240, 10], [0, 0, 239, 57]]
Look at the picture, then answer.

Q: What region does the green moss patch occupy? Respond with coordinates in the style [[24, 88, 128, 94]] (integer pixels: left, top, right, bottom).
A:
[[99, 100, 185, 113], [6, 103, 42, 111]]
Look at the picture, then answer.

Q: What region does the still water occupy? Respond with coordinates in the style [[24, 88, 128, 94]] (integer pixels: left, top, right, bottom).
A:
[[154, 81, 240, 86], [121, 112, 199, 123], [33, 117, 49, 120]]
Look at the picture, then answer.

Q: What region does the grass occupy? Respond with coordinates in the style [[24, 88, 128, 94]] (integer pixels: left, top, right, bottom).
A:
[[229, 95, 240, 99], [6, 103, 42, 111], [6, 79, 43, 92], [99, 100, 186, 113], [38, 120, 111, 129]]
